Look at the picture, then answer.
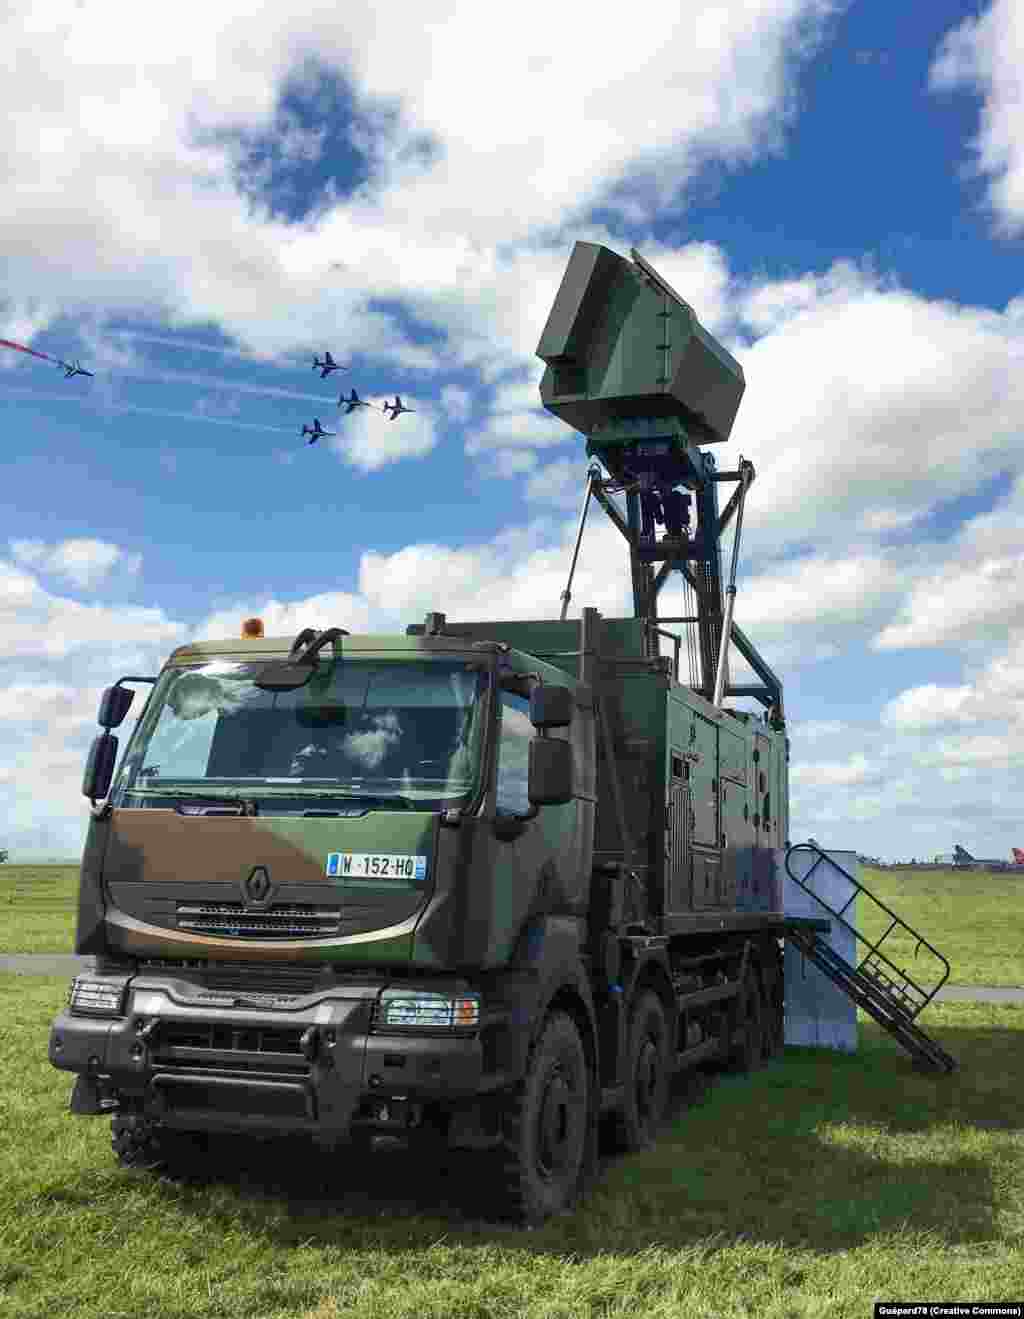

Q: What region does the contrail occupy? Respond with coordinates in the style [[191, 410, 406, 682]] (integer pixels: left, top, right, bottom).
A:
[[93, 360, 332, 405], [102, 329, 287, 366], [1, 386, 296, 434]]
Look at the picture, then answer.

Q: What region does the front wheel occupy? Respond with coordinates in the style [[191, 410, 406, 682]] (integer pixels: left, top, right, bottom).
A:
[[111, 1115, 209, 1178], [498, 1011, 590, 1225], [610, 991, 671, 1152]]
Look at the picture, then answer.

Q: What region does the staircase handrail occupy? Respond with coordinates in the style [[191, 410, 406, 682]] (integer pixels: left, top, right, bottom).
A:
[[784, 841, 951, 1020]]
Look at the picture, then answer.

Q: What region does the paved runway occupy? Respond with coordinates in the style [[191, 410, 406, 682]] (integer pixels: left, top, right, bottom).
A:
[[3, 954, 1023, 1001]]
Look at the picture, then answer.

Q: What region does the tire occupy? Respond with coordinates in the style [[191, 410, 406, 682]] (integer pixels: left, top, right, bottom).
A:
[[111, 1115, 209, 1178], [610, 991, 671, 1153], [498, 1011, 590, 1225], [725, 965, 765, 1073]]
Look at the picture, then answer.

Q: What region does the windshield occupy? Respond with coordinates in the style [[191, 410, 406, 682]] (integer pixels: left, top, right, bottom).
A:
[[112, 657, 488, 811]]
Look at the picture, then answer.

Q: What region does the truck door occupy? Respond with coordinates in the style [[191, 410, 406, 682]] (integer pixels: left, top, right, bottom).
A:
[[665, 751, 691, 914], [719, 724, 751, 907], [689, 712, 720, 908]]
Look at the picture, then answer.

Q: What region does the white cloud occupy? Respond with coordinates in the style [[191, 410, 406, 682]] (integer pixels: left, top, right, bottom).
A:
[[717, 267, 1024, 562], [9, 538, 142, 590], [0, 558, 181, 661], [790, 719, 846, 741], [881, 635, 1024, 733], [880, 683, 975, 731], [873, 475, 1024, 651], [327, 400, 437, 471], [789, 753, 884, 789], [193, 590, 376, 641], [0, 0, 838, 365], [524, 457, 590, 508], [929, 0, 1024, 236]]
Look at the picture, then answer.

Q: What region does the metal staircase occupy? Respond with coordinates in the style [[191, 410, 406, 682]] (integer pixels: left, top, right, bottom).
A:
[[784, 842, 958, 1073]]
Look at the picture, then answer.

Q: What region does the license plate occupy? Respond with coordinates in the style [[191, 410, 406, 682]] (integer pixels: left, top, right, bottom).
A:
[[325, 852, 427, 882]]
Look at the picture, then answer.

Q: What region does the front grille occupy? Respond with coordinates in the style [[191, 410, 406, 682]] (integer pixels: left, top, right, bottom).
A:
[[176, 901, 341, 938], [138, 959, 328, 996], [151, 1021, 311, 1075]]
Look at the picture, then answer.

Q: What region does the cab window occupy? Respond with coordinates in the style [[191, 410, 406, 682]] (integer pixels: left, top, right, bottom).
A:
[[495, 691, 532, 816]]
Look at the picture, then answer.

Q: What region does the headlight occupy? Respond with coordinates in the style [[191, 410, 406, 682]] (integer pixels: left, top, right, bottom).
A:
[[67, 977, 128, 1018], [374, 988, 480, 1032]]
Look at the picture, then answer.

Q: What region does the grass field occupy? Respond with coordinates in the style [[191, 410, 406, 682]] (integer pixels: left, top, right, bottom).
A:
[[1, 866, 1023, 1315], [3, 863, 1021, 986]]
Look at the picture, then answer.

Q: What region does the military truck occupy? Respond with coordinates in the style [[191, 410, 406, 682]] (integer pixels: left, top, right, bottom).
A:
[[48, 241, 831, 1223]]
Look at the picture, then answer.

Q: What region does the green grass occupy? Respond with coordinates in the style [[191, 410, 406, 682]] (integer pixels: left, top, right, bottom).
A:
[[0, 866, 79, 954], [3, 864, 1022, 988], [1, 973, 1021, 1318], [856, 866, 1024, 988]]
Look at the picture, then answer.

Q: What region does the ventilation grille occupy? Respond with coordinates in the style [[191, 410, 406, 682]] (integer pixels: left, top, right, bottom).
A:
[[151, 1020, 311, 1074], [138, 959, 327, 996], [175, 901, 341, 939]]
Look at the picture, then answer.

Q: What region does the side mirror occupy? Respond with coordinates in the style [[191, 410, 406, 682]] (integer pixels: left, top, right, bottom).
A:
[[528, 737, 574, 806], [98, 686, 134, 729], [529, 684, 573, 729], [82, 732, 118, 802]]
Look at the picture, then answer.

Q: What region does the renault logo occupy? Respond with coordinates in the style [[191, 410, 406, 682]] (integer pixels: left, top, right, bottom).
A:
[[241, 866, 275, 908]]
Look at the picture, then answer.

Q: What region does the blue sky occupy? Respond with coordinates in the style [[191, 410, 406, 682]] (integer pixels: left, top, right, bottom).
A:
[[1, 0, 1021, 863]]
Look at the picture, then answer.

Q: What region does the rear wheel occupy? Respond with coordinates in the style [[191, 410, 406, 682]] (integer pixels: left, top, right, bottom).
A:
[[498, 1011, 590, 1225], [610, 991, 671, 1152], [726, 965, 765, 1073]]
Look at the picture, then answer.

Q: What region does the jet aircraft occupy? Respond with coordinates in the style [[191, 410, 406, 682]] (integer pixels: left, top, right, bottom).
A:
[[383, 395, 415, 420], [312, 352, 346, 379], [301, 419, 334, 445], [61, 360, 94, 379], [338, 389, 375, 414]]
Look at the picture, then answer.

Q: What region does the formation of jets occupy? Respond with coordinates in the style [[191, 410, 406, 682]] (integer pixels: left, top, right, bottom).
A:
[[300, 352, 418, 446], [3, 335, 416, 449], [301, 419, 334, 445]]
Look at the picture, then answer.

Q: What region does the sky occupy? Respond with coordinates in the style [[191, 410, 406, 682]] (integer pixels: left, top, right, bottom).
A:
[[1, 0, 1022, 865]]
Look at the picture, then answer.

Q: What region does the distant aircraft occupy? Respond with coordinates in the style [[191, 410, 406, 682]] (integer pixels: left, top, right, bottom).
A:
[[383, 395, 415, 420], [312, 352, 346, 379], [338, 388, 374, 415], [301, 419, 334, 445], [953, 843, 1015, 872], [60, 359, 94, 379]]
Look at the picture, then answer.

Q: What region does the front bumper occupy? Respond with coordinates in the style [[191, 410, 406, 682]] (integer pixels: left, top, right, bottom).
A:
[[49, 975, 499, 1138]]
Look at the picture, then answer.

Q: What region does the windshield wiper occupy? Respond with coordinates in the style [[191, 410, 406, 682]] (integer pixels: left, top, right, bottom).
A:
[[170, 794, 259, 816], [305, 793, 415, 812]]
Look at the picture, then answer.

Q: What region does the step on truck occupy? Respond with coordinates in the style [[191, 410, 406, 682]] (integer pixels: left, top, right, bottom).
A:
[[49, 241, 831, 1223]]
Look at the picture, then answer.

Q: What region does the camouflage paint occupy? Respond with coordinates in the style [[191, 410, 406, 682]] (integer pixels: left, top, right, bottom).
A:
[[101, 807, 437, 965]]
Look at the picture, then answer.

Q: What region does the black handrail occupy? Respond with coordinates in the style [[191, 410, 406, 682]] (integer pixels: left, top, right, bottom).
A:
[[784, 841, 951, 1021]]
